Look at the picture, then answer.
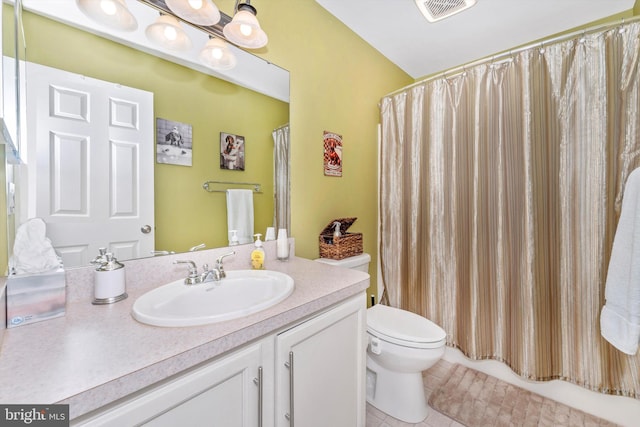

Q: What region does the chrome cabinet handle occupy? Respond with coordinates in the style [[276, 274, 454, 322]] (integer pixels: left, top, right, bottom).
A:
[[141, 224, 152, 234], [253, 366, 263, 427], [284, 351, 294, 425]]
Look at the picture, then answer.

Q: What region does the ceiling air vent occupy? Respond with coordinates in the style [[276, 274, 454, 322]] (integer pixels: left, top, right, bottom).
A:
[[415, 0, 477, 22]]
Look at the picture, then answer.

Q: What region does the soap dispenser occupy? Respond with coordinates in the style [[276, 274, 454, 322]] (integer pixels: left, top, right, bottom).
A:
[[250, 234, 265, 270], [333, 221, 342, 239]]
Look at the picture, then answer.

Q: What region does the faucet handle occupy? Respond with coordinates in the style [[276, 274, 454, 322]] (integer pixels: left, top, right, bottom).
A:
[[215, 251, 236, 278], [216, 251, 236, 264], [174, 260, 200, 285]]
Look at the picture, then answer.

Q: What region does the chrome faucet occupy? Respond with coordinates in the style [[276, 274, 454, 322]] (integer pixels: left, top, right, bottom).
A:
[[174, 251, 235, 285], [189, 243, 206, 251]]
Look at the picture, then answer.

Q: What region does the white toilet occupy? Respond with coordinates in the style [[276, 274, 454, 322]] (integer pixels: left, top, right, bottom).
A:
[[315, 253, 447, 423]]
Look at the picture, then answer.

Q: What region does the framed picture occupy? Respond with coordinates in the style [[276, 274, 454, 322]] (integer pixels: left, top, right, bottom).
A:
[[323, 131, 342, 177], [156, 118, 193, 166], [220, 132, 245, 171]]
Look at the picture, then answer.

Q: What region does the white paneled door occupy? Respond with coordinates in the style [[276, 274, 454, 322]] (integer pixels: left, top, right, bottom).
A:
[[25, 62, 154, 267]]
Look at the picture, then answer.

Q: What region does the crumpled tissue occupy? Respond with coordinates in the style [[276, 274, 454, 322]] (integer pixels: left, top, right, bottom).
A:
[[9, 218, 62, 275]]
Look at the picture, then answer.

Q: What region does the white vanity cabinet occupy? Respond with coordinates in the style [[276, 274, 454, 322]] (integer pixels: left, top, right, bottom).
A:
[[275, 294, 366, 427], [74, 339, 269, 426], [73, 293, 366, 427]]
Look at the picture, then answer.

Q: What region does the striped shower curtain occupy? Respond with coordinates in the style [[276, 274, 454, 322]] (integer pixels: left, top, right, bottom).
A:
[[273, 124, 290, 231], [379, 21, 640, 397]]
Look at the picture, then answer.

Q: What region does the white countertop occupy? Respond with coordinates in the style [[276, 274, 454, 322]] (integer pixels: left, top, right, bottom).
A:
[[0, 246, 369, 419]]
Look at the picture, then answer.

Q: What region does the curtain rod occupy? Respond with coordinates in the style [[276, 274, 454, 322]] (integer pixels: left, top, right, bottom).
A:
[[383, 15, 640, 98]]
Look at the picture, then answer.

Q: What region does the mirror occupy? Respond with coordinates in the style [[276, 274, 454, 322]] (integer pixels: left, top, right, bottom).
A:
[[3, 0, 290, 268]]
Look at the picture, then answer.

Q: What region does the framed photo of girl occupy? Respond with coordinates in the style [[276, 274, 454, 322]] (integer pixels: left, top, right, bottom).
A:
[[220, 132, 245, 171]]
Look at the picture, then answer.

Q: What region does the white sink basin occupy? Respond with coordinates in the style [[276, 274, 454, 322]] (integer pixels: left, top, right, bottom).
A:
[[132, 270, 294, 327]]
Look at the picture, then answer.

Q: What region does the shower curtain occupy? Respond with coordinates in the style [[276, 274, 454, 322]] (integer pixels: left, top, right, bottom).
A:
[[379, 21, 640, 397], [273, 124, 290, 231]]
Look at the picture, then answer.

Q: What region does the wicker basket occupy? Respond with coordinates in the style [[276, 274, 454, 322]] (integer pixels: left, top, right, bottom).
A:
[[318, 217, 363, 260]]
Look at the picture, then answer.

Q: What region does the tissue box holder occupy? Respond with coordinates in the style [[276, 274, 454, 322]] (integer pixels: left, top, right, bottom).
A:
[[319, 217, 363, 260], [6, 267, 66, 328]]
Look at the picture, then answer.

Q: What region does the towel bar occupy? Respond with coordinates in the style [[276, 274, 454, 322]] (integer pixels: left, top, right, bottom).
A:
[[202, 180, 262, 193]]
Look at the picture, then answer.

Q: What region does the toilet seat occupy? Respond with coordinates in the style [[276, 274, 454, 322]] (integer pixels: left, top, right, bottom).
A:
[[367, 304, 446, 349]]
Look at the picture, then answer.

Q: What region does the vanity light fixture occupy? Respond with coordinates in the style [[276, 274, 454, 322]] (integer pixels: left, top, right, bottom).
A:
[[223, 1, 268, 49], [165, 0, 221, 26], [76, 0, 138, 31], [199, 37, 237, 70], [145, 14, 193, 51]]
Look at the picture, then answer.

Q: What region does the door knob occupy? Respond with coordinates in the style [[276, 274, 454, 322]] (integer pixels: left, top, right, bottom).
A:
[[141, 225, 152, 234]]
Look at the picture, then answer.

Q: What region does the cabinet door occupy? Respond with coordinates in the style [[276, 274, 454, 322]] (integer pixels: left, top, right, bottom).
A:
[[143, 344, 261, 427], [75, 341, 266, 427], [275, 293, 366, 427]]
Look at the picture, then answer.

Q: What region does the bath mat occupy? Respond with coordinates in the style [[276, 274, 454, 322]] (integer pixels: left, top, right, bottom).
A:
[[428, 364, 619, 427]]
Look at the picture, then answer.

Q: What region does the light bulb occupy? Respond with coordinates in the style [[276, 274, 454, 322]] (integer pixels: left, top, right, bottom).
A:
[[223, 5, 267, 49], [240, 24, 253, 37], [211, 47, 223, 60], [100, 0, 117, 16], [164, 26, 177, 41], [199, 38, 236, 70], [188, 0, 203, 10]]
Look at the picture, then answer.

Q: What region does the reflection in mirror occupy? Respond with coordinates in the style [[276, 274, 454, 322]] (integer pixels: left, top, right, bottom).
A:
[[1, 2, 21, 163], [3, 1, 290, 268]]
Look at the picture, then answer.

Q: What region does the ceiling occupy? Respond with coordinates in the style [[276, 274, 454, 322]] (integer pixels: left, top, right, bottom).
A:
[[315, 0, 634, 78]]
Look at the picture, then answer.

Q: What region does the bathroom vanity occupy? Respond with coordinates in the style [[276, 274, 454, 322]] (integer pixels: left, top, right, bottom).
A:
[[0, 243, 369, 426]]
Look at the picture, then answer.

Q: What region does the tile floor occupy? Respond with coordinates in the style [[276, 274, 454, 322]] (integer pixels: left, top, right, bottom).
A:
[[366, 359, 466, 427]]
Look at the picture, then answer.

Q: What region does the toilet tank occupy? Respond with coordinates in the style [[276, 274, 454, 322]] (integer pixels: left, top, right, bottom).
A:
[[314, 253, 371, 272]]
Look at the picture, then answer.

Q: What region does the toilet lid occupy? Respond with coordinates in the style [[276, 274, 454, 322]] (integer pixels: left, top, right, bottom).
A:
[[367, 304, 446, 345]]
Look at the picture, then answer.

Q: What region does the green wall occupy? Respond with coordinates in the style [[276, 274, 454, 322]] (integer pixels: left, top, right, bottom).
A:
[[16, 10, 288, 254], [249, 1, 413, 301], [6, 2, 636, 300]]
